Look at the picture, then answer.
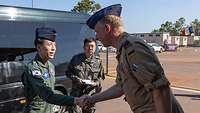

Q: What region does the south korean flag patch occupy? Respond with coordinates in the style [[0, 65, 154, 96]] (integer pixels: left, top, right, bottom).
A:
[[32, 70, 42, 77]]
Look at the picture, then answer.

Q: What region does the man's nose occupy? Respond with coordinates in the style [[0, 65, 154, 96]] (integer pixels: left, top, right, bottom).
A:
[[52, 45, 56, 51]]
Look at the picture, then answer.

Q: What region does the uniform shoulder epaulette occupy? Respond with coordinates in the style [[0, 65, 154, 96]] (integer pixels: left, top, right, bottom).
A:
[[122, 40, 132, 49], [30, 61, 40, 70]]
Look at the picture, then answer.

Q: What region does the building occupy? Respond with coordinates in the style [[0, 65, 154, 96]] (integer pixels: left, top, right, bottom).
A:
[[131, 32, 200, 46], [130, 32, 171, 45]]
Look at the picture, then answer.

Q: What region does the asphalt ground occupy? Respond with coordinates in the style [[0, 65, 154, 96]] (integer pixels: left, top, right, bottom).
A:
[[97, 47, 200, 113]]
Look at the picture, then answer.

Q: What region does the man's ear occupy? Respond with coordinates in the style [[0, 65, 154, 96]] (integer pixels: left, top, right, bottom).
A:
[[36, 45, 40, 51], [105, 24, 111, 32]]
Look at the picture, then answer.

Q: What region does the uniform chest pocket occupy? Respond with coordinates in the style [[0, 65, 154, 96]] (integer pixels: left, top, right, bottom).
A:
[[74, 65, 84, 73], [89, 68, 100, 79], [91, 68, 100, 73]]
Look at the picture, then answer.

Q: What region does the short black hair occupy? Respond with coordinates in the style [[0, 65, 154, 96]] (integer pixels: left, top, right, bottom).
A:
[[84, 38, 96, 47]]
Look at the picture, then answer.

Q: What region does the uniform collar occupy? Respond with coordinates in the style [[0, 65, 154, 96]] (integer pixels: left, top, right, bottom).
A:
[[117, 32, 129, 52], [84, 54, 96, 63], [35, 54, 49, 68]]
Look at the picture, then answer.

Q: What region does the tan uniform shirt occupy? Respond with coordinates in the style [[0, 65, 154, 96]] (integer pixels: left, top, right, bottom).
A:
[[116, 32, 184, 113]]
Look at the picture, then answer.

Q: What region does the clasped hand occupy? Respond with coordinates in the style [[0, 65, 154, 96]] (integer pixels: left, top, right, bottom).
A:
[[75, 95, 95, 110]]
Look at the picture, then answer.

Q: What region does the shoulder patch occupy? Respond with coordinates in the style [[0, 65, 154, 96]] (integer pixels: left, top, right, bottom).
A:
[[32, 70, 42, 77]]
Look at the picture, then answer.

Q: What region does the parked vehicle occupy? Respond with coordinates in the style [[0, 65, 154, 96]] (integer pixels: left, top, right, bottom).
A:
[[164, 44, 178, 51], [147, 43, 164, 53], [0, 5, 94, 113]]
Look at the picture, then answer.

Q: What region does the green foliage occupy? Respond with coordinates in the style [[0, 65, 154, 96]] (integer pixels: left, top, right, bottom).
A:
[[191, 19, 200, 36], [152, 17, 186, 36], [71, 0, 101, 14]]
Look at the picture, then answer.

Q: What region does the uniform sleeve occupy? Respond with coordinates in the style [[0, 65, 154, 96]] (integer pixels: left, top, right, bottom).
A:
[[25, 67, 75, 106], [124, 41, 170, 91], [65, 59, 75, 79], [115, 65, 123, 87], [98, 60, 105, 80]]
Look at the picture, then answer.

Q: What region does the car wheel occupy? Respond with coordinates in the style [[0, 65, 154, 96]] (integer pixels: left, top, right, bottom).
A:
[[160, 48, 164, 53]]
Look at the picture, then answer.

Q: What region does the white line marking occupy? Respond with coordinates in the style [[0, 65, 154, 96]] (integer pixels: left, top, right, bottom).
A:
[[171, 86, 200, 94], [106, 76, 200, 93]]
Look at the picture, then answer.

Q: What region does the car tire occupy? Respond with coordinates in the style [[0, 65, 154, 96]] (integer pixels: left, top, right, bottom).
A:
[[160, 48, 164, 53]]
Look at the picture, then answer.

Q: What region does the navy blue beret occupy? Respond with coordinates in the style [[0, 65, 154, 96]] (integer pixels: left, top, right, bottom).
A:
[[86, 4, 122, 29], [35, 27, 56, 41]]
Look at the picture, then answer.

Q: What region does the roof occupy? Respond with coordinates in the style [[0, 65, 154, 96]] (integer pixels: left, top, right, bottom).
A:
[[0, 5, 90, 23]]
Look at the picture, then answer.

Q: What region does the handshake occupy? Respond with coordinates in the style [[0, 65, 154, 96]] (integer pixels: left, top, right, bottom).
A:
[[74, 95, 96, 110]]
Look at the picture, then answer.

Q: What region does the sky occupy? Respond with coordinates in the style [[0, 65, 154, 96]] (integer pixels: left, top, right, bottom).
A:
[[0, 0, 200, 33]]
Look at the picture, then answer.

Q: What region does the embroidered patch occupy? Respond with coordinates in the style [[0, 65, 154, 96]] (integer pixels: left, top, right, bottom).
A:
[[43, 72, 49, 79], [32, 70, 42, 77], [132, 64, 138, 72], [49, 68, 55, 75]]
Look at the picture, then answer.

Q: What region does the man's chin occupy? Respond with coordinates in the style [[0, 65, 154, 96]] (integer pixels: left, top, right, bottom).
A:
[[49, 55, 55, 59]]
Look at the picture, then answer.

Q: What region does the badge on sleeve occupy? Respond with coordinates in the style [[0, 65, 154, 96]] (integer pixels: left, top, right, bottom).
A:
[[132, 64, 138, 72], [32, 70, 42, 77]]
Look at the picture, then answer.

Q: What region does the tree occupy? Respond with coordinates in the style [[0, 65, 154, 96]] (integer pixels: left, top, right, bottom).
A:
[[174, 17, 186, 35], [71, 0, 101, 14], [191, 19, 200, 36], [152, 17, 186, 36]]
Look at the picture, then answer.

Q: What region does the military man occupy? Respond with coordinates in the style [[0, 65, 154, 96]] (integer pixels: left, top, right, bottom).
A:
[[21, 27, 83, 113], [82, 4, 184, 113], [65, 38, 105, 113]]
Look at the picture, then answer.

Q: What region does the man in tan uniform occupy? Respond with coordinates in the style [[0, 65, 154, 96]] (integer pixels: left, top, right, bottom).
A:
[[82, 4, 184, 113]]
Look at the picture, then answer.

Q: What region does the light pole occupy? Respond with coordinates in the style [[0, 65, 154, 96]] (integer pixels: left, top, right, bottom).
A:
[[32, 0, 33, 8]]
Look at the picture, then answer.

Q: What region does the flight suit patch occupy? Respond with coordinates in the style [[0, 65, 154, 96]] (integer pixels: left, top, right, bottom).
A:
[[49, 68, 55, 75], [32, 70, 42, 77], [132, 64, 138, 72], [43, 72, 49, 79]]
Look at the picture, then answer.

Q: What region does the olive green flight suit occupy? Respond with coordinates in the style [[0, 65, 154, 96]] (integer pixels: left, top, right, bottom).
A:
[[22, 54, 74, 113], [66, 53, 105, 113], [116, 32, 184, 113]]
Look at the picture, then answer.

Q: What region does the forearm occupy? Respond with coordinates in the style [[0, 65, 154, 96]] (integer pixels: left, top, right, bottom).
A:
[[46, 93, 75, 106], [91, 84, 124, 103], [153, 86, 172, 113]]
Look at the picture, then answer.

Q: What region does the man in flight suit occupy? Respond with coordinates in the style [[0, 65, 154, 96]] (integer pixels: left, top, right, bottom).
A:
[[66, 38, 105, 113], [21, 27, 83, 113], [83, 4, 185, 113]]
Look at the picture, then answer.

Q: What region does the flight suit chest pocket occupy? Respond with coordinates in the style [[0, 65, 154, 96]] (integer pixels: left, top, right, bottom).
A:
[[74, 65, 84, 73]]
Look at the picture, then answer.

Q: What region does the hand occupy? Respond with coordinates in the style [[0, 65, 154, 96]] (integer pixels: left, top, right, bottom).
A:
[[72, 76, 83, 85], [74, 97, 85, 107], [81, 95, 95, 110]]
